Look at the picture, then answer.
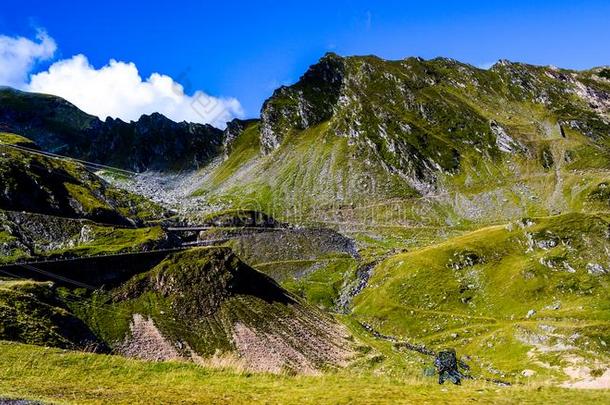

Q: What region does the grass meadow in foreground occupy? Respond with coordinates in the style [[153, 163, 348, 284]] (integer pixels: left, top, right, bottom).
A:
[[0, 341, 608, 404]]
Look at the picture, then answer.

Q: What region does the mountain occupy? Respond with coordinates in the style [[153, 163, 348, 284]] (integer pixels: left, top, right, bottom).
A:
[[259, 53, 610, 181], [6, 55, 610, 226], [188, 54, 610, 384], [0, 87, 223, 172], [195, 54, 610, 224], [2, 53, 610, 390]]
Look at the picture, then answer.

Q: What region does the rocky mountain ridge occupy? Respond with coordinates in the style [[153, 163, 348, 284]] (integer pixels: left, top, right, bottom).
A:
[[0, 87, 223, 172], [4, 55, 610, 199], [257, 53, 610, 193]]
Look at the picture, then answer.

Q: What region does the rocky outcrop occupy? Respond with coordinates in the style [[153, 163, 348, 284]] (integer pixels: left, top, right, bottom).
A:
[[260, 52, 345, 152]]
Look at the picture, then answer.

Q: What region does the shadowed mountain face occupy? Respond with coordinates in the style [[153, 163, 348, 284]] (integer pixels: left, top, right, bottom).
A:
[[0, 87, 223, 172], [0, 280, 105, 351]]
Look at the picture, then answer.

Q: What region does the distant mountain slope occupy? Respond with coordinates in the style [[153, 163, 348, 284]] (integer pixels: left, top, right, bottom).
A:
[[0, 87, 223, 172], [196, 55, 610, 227], [260, 54, 610, 188]]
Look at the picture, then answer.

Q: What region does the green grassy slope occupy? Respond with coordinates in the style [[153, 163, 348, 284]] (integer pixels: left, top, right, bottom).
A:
[[0, 132, 165, 225], [196, 121, 419, 223], [0, 341, 608, 404], [352, 212, 610, 383]]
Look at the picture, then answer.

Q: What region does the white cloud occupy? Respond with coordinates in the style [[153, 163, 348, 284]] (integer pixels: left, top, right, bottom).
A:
[[0, 30, 56, 88], [0, 31, 242, 127]]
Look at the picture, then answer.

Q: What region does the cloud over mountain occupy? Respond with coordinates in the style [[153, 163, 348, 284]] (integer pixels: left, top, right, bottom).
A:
[[0, 30, 56, 88], [0, 31, 242, 127]]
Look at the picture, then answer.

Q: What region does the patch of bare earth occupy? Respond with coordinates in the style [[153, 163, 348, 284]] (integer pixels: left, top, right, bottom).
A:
[[518, 328, 610, 389], [115, 314, 182, 361], [561, 356, 610, 389], [232, 307, 354, 375]]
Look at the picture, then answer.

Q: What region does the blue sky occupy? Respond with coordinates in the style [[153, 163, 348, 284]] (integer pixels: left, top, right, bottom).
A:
[[1, 0, 609, 122]]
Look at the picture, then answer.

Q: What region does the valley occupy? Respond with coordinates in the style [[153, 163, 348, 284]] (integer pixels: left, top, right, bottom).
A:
[[0, 53, 609, 403]]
